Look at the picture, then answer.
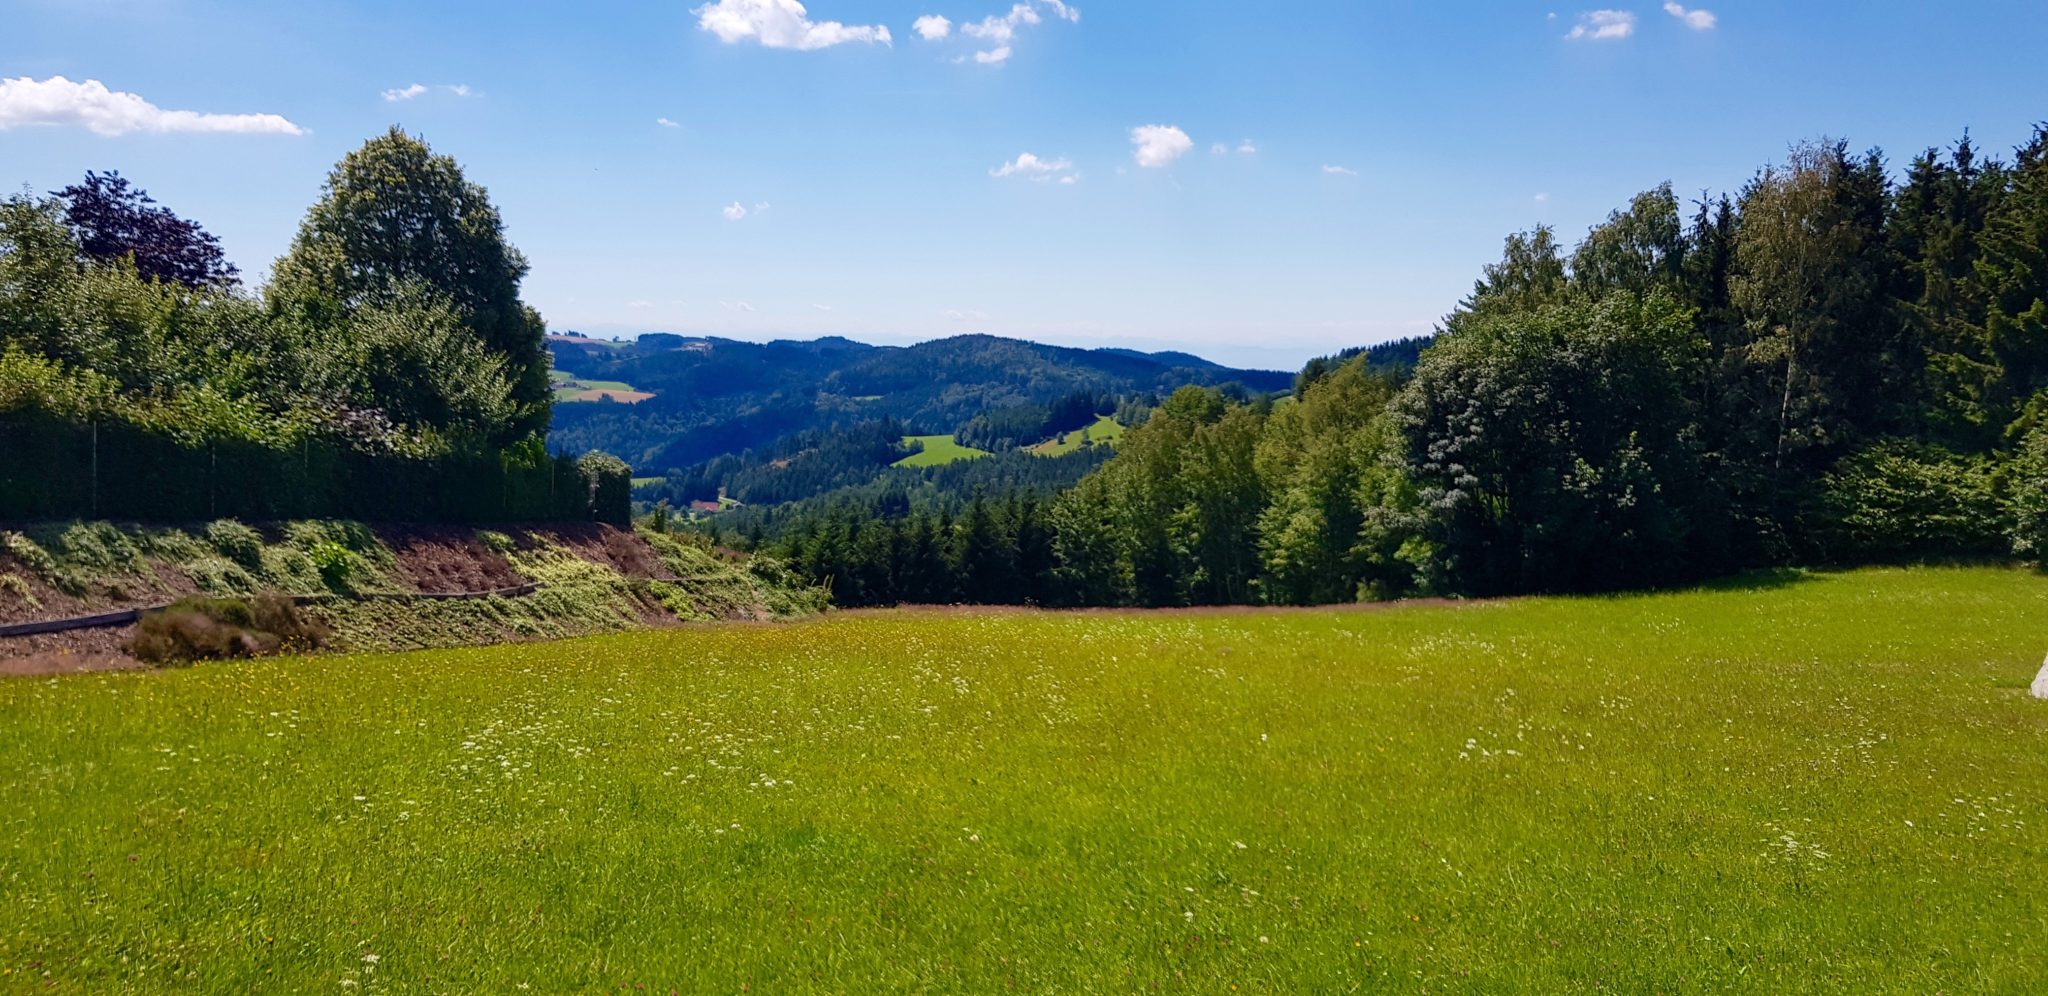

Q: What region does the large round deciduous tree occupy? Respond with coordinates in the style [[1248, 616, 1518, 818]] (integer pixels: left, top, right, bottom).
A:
[[272, 127, 550, 442]]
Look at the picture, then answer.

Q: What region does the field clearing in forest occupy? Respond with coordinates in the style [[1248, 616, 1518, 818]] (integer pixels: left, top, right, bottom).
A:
[[893, 433, 991, 467]]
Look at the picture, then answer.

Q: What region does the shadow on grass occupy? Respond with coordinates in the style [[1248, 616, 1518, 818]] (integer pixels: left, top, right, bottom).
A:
[[1686, 567, 1815, 595]]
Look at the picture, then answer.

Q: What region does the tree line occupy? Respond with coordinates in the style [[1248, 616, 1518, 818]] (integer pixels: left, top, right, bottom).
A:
[[736, 126, 2048, 606], [0, 129, 629, 523]]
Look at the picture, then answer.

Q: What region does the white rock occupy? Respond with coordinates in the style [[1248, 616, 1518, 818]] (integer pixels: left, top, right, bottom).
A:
[[2034, 655, 2048, 700]]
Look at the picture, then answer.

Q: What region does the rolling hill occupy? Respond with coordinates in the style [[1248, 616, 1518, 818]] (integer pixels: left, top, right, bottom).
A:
[[545, 333, 1291, 471]]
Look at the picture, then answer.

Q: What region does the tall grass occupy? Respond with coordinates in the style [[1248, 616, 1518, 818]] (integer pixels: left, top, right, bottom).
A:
[[1, 566, 2044, 992]]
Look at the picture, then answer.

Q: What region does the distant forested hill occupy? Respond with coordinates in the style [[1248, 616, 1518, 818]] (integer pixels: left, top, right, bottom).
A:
[[546, 333, 1292, 470]]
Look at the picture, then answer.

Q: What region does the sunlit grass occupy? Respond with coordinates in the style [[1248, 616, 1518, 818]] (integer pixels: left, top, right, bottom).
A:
[[1028, 414, 1126, 456], [2, 567, 2045, 992], [893, 434, 990, 468]]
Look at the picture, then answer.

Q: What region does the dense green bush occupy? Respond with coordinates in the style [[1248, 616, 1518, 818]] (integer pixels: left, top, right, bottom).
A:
[[306, 541, 358, 589], [207, 519, 266, 570], [1817, 443, 2011, 563], [129, 594, 330, 664], [2008, 424, 2048, 562], [579, 452, 633, 527]]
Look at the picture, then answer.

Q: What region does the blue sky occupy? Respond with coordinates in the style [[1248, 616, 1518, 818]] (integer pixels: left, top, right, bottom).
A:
[[6, 1, 2046, 369]]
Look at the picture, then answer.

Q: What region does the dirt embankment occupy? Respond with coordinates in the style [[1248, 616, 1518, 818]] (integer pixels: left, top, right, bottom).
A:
[[0, 522, 804, 676]]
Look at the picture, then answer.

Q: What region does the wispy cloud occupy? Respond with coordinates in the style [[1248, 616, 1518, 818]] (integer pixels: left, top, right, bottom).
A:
[[721, 300, 756, 312], [0, 75, 306, 136], [944, 308, 990, 321], [656, 117, 681, 128], [1662, 2, 1716, 30], [1566, 10, 1636, 40], [1322, 164, 1358, 176], [723, 202, 750, 221], [812, 303, 835, 311], [991, 152, 1076, 182], [1534, 191, 1552, 203], [951, 1, 1080, 66], [694, 0, 892, 50], [1131, 124, 1193, 168], [912, 14, 952, 40], [382, 83, 475, 102]]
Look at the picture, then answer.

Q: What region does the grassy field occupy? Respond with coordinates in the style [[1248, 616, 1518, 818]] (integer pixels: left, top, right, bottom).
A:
[[1029, 414, 1127, 456], [894, 433, 991, 468], [2, 567, 2046, 991], [550, 370, 653, 405]]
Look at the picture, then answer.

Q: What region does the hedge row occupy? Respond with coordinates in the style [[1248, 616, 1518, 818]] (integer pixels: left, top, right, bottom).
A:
[[0, 411, 630, 525]]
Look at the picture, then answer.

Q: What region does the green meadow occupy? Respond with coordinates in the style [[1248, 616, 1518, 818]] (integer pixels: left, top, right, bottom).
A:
[[1029, 414, 1127, 456], [893, 434, 991, 468], [3, 567, 2046, 992]]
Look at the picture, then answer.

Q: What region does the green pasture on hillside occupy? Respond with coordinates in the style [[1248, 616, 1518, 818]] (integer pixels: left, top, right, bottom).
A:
[[893, 434, 990, 468], [549, 369, 653, 404], [3, 567, 2046, 991], [1029, 414, 1127, 456]]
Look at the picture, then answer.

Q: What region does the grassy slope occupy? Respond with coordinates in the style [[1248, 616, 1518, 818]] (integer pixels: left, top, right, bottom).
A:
[[2, 567, 2046, 992], [1028, 414, 1127, 456], [550, 368, 650, 404], [893, 433, 990, 468], [0, 522, 824, 656]]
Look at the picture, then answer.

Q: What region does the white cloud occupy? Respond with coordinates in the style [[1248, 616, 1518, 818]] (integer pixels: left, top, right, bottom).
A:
[[1130, 124, 1193, 168], [1662, 2, 1716, 30], [1566, 10, 1636, 40], [721, 300, 756, 312], [991, 152, 1075, 181], [1210, 143, 1229, 156], [723, 202, 749, 221], [913, 14, 952, 40], [627, 300, 655, 310], [0, 75, 306, 136], [812, 303, 835, 311], [1237, 139, 1258, 155], [962, 3, 1038, 43], [1322, 164, 1358, 176], [955, 1, 1079, 65], [656, 117, 681, 128], [944, 308, 989, 321], [1534, 192, 1552, 203], [694, 0, 892, 50], [382, 83, 474, 102]]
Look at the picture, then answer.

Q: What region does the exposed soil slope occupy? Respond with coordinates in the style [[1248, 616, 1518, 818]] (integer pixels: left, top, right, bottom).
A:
[[0, 521, 825, 674]]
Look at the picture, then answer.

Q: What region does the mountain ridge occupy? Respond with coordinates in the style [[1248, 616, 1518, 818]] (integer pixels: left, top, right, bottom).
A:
[[547, 332, 1293, 470]]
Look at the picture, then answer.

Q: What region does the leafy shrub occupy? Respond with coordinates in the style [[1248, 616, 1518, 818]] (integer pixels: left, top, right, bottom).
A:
[[206, 519, 266, 570], [0, 572, 36, 608], [128, 594, 330, 664], [54, 522, 146, 574], [184, 556, 256, 595], [1817, 442, 2010, 563], [2009, 424, 2048, 563], [307, 541, 358, 588], [579, 452, 633, 527], [0, 530, 59, 580]]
